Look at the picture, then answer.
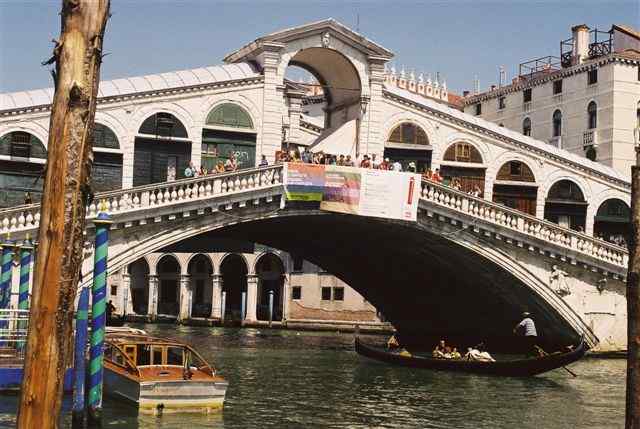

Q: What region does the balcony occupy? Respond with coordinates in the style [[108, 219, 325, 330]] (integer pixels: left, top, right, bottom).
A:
[[549, 136, 562, 148], [583, 129, 598, 148]]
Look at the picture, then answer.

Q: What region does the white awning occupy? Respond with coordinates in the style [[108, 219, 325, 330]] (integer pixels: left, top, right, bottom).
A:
[[309, 119, 357, 157]]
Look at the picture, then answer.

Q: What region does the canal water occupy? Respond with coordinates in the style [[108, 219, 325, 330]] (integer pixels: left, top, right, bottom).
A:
[[0, 324, 625, 428]]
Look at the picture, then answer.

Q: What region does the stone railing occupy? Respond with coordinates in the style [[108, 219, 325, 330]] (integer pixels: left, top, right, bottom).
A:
[[420, 180, 628, 269], [0, 165, 283, 235]]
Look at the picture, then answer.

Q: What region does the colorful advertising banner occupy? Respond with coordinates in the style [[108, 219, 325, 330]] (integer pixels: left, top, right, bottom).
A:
[[283, 163, 420, 222]]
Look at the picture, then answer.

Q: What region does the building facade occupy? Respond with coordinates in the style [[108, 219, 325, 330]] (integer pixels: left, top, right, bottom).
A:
[[462, 24, 640, 176]]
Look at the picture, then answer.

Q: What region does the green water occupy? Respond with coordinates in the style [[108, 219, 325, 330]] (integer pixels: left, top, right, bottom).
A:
[[0, 324, 625, 428]]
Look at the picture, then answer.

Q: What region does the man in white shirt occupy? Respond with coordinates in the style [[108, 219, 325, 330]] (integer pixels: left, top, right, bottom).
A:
[[392, 160, 402, 172], [371, 154, 382, 169]]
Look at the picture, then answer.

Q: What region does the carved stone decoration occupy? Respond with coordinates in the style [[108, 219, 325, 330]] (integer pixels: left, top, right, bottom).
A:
[[550, 264, 571, 297], [596, 277, 607, 294], [321, 32, 331, 48]]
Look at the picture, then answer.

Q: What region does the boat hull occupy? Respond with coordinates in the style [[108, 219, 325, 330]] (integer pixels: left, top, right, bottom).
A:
[[355, 337, 587, 377], [104, 367, 228, 414], [0, 366, 74, 392]]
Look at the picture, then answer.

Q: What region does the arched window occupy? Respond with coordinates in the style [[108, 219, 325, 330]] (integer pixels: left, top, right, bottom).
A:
[[547, 180, 585, 202], [206, 103, 253, 129], [552, 110, 562, 137], [496, 161, 535, 182], [443, 142, 483, 163], [202, 103, 257, 171], [594, 199, 630, 244], [387, 122, 429, 145], [544, 179, 587, 231], [93, 123, 119, 149], [587, 101, 597, 129], [138, 112, 188, 138], [0, 131, 47, 159], [522, 117, 531, 136]]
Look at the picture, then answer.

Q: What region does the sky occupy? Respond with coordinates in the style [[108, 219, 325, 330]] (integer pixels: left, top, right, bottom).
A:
[[0, 0, 638, 95]]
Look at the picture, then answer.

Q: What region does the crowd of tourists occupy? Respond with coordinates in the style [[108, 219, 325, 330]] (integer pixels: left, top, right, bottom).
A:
[[276, 147, 415, 172]]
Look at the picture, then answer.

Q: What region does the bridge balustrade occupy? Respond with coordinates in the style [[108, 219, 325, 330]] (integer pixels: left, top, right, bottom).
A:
[[421, 180, 627, 269], [0, 164, 627, 271], [0, 165, 282, 232]]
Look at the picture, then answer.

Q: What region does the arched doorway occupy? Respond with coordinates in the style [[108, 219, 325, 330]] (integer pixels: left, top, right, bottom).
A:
[[384, 122, 431, 172], [133, 112, 191, 186], [492, 161, 537, 215], [220, 254, 248, 320], [92, 123, 123, 192], [201, 103, 256, 171], [440, 142, 485, 194], [128, 258, 149, 315], [0, 131, 47, 207], [594, 199, 630, 245], [188, 254, 213, 318], [156, 255, 180, 316], [255, 253, 285, 321], [544, 180, 587, 231]]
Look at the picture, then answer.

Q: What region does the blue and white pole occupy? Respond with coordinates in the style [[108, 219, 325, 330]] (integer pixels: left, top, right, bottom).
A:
[[72, 285, 90, 427], [0, 235, 14, 334], [241, 291, 247, 324], [17, 235, 33, 351], [268, 289, 274, 327], [88, 207, 112, 425]]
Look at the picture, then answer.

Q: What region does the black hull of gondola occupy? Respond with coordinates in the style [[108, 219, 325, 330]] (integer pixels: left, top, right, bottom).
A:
[[354, 337, 587, 377]]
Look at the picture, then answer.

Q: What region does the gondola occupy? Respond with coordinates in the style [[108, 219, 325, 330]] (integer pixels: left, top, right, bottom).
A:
[[354, 337, 587, 377]]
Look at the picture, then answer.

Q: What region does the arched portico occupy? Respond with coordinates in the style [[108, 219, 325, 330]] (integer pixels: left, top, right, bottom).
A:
[[156, 254, 181, 317], [219, 253, 248, 321], [255, 252, 285, 321], [188, 253, 214, 318]]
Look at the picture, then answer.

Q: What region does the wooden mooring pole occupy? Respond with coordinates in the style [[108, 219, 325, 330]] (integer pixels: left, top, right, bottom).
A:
[[627, 134, 640, 428], [17, 1, 110, 427]]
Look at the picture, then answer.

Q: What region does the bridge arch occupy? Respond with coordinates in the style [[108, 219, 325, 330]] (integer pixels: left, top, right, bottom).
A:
[[91, 205, 597, 350], [156, 253, 181, 317], [187, 253, 214, 318], [219, 253, 249, 320], [254, 252, 286, 321]]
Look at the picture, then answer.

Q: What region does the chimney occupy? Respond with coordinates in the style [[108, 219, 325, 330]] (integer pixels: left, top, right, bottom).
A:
[[463, 90, 470, 97], [572, 24, 590, 65]]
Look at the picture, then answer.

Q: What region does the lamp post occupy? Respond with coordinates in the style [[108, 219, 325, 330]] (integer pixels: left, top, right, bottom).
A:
[[626, 124, 640, 428]]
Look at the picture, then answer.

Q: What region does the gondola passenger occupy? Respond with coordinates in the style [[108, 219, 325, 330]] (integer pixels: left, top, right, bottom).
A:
[[432, 340, 450, 358]]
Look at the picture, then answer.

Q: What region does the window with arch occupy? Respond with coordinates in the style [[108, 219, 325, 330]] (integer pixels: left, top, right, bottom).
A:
[[206, 103, 253, 129], [0, 131, 47, 159], [93, 123, 120, 149], [547, 180, 585, 202], [544, 179, 587, 231], [587, 101, 597, 129], [522, 117, 531, 136], [552, 110, 562, 137], [138, 112, 188, 138], [496, 160, 535, 182], [443, 142, 483, 163], [594, 198, 630, 245], [387, 122, 429, 145]]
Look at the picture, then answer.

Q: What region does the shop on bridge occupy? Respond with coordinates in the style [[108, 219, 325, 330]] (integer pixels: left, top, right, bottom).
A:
[[492, 160, 537, 216], [440, 142, 485, 194], [201, 103, 257, 171], [383, 122, 431, 172], [544, 180, 587, 231], [133, 112, 192, 186], [0, 131, 46, 207], [594, 198, 630, 244]]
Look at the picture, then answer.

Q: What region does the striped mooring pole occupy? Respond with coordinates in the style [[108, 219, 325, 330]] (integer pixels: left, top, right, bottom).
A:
[[72, 285, 90, 428], [17, 235, 33, 350], [88, 208, 112, 426], [0, 236, 14, 333]]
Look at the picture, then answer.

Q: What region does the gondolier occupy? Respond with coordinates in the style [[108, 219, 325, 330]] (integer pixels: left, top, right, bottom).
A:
[[513, 311, 539, 357]]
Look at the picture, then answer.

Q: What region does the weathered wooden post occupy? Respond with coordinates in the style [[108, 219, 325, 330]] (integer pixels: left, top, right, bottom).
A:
[[241, 291, 247, 325], [88, 208, 112, 426], [220, 291, 227, 324], [71, 285, 90, 428], [626, 126, 640, 428], [268, 289, 274, 327], [17, 2, 110, 426]]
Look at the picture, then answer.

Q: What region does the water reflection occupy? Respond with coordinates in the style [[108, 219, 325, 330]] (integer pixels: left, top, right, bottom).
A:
[[0, 325, 625, 428]]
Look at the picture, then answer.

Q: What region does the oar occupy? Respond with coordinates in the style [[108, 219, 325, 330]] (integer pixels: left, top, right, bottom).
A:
[[535, 345, 577, 377]]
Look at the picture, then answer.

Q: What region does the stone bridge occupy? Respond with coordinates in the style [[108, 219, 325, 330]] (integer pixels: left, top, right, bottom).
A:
[[0, 164, 628, 351]]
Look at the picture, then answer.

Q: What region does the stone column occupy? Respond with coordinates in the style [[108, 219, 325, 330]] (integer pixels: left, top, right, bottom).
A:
[[147, 274, 158, 318], [286, 89, 305, 145], [178, 274, 192, 322], [121, 271, 133, 316], [258, 42, 285, 163], [210, 274, 222, 319], [361, 56, 388, 157], [245, 274, 258, 322]]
